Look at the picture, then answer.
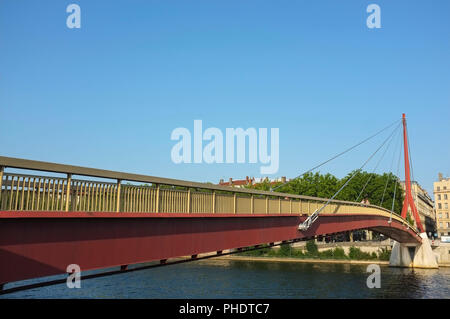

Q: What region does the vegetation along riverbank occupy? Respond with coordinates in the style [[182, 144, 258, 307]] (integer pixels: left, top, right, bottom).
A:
[[233, 240, 392, 264]]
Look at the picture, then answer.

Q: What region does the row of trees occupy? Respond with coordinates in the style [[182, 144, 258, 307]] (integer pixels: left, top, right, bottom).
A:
[[237, 241, 392, 261], [247, 171, 405, 216]]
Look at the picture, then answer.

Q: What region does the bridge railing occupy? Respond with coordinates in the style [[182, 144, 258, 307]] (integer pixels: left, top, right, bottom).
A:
[[0, 156, 413, 228]]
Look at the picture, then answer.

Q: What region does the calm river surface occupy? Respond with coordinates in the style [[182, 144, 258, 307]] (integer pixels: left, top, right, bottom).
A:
[[1, 259, 449, 299]]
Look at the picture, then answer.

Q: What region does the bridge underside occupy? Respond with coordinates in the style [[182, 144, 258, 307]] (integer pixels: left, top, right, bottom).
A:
[[0, 211, 421, 285]]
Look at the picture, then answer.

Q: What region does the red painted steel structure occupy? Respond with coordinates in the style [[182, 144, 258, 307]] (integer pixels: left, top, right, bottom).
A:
[[0, 114, 424, 288], [400, 114, 425, 233], [0, 211, 421, 286]]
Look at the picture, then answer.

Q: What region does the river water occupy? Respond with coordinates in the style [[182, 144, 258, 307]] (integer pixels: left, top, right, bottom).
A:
[[1, 259, 449, 299]]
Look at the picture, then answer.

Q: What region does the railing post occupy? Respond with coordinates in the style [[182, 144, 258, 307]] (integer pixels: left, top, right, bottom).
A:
[[0, 166, 3, 209], [65, 174, 72, 212], [212, 191, 216, 213], [265, 196, 268, 214], [187, 188, 191, 213], [233, 193, 237, 214], [251, 195, 254, 214], [116, 179, 121, 212], [290, 198, 292, 214], [0, 166, 4, 200], [279, 197, 281, 214], [155, 184, 160, 213]]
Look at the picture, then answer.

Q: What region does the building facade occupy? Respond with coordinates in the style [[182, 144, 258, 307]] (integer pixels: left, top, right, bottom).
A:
[[400, 180, 436, 236], [434, 173, 450, 238], [218, 176, 287, 188]]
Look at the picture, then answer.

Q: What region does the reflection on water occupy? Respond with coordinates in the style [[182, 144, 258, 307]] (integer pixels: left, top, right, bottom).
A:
[[373, 267, 445, 299], [1, 259, 449, 299]]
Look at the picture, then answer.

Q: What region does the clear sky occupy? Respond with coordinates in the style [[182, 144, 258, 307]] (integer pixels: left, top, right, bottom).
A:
[[1, 0, 449, 197]]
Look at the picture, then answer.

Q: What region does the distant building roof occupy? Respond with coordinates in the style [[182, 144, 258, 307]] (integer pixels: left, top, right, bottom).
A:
[[218, 176, 287, 187]]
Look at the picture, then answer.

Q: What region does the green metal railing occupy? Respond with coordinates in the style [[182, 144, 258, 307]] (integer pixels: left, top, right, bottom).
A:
[[0, 156, 416, 232]]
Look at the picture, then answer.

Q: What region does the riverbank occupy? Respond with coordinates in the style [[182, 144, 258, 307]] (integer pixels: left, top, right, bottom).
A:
[[234, 241, 392, 263], [215, 255, 390, 265], [215, 254, 450, 267], [194, 240, 450, 267]]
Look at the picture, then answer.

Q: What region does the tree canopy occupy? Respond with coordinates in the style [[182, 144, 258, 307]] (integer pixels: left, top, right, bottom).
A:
[[247, 171, 404, 215]]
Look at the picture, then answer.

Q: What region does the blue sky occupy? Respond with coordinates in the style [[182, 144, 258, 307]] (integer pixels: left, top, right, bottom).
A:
[[0, 0, 449, 197]]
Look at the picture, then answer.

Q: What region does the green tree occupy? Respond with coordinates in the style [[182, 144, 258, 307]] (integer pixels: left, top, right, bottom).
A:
[[248, 171, 404, 216], [305, 240, 319, 257], [406, 212, 415, 226], [279, 244, 291, 256], [378, 247, 391, 261]]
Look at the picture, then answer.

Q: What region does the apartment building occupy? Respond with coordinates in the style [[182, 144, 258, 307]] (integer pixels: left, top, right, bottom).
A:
[[400, 180, 436, 236], [434, 173, 450, 238]]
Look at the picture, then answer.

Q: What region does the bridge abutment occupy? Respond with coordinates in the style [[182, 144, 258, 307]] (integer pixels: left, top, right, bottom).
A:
[[389, 233, 438, 269]]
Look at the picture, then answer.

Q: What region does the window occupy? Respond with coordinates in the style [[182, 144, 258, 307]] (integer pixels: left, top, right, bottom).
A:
[[447, 213, 449, 219], [437, 186, 440, 191], [438, 194, 441, 200], [440, 222, 443, 228], [448, 222, 450, 228], [438, 203, 442, 209], [445, 194, 448, 200], [439, 213, 443, 218], [446, 203, 449, 210], [444, 186, 447, 190]]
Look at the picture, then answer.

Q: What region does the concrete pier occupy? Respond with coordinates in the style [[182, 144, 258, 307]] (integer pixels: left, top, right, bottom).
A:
[[389, 233, 439, 269]]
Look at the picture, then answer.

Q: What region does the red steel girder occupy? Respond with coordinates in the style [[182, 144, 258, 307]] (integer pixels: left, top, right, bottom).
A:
[[0, 211, 420, 285]]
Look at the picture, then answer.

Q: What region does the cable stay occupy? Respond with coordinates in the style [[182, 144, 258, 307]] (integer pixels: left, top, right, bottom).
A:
[[272, 119, 401, 192], [298, 122, 401, 231], [355, 124, 401, 203], [406, 122, 418, 214], [389, 135, 403, 224], [380, 128, 403, 206]]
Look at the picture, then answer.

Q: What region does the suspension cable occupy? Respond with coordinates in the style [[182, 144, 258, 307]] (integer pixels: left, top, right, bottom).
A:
[[380, 128, 402, 206], [335, 123, 400, 203], [390, 135, 403, 223], [406, 120, 415, 185], [356, 123, 401, 202], [272, 119, 401, 191], [406, 121, 418, 210], [299, 123, 401, 231], [405, 118, 424, 232]]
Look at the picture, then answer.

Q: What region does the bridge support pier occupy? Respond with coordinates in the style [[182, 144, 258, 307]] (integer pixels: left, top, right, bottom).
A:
[[389, 233, 438, 269]]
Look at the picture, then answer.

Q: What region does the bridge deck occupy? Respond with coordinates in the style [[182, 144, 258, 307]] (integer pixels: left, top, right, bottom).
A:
[[0, 156, 421, 286], [0, 156, 415, 225]]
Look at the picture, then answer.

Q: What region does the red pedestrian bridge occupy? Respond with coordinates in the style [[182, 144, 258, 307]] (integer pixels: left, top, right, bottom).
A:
[[0, 156, 421, 289]]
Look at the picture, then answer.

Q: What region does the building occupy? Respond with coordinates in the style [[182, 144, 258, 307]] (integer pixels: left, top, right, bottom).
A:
[[400, 180, 436, 236], [218, 176, 255, 188], [218, 176, 287, 188], [434, 173, 450, 238]]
